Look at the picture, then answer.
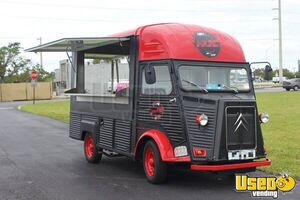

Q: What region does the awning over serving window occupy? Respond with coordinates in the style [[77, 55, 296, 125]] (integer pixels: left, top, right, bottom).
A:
[[25, 37, 131, 52]]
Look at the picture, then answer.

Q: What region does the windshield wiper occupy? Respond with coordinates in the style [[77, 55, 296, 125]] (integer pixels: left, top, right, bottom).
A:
[[221, 84, 239, 94], [182, 79, 208, 93]]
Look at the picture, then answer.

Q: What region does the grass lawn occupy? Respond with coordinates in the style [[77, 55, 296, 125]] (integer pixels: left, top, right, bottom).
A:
[[21, 100, 70, 123], [256, 92, 300, 179], [20, 92, 300, 179]]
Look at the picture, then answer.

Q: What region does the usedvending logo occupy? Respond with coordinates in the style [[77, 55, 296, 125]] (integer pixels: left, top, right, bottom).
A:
[[194, 32, 220, 57], [235, 174, 296, 198]]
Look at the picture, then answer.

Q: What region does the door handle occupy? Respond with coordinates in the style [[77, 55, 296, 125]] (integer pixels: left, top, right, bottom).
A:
[[169, 97, 177, 103]]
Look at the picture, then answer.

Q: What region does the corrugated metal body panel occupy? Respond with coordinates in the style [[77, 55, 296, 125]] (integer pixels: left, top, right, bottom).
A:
[[138, 95, 184, 144], [185, 105, 217, 150], [182, 98, 217, 160], [81, 114, 99, 123], [99, 118, 114, 149], [69, 111, 133, 154], [69, 113, 81, 139], [115, 120, 132, 152]]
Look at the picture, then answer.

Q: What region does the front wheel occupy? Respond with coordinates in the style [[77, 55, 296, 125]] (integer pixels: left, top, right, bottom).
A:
[[143, 140, 167, 184], [285, 88, 290, 91], [84, 133, 102, 163]]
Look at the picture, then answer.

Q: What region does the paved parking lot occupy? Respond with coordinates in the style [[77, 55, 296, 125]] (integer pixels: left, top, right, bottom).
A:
[[0, 101, 298, 200]]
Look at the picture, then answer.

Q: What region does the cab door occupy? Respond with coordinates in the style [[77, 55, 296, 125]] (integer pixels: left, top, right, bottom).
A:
[[137, 61, 185, 146]]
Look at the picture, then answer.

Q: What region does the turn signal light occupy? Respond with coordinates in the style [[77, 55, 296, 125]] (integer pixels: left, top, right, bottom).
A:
[[193, 148, 206, 157], [259, 112, 269, 123]]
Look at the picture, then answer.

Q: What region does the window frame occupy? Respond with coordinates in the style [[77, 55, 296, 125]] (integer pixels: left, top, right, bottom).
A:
[[175, 61, 252, 93], [73, 37, 135, 106], [140, 62, 174, 96], [83, 57, 130, 97]]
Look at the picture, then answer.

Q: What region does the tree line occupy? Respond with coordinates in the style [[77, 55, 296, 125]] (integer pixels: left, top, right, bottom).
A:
[[0, 42, 54, 83], [253, 68, 300, 81]]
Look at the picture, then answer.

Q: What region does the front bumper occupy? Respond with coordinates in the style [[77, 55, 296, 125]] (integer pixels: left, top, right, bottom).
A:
[[190, 159, 271, 171]]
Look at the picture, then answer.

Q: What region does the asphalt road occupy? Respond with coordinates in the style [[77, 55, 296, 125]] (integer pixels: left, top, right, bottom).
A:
[[0, 101, 299, 200]]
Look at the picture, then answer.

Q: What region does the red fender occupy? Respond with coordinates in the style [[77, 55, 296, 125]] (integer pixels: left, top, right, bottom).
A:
[[135, 129, 191, 162]]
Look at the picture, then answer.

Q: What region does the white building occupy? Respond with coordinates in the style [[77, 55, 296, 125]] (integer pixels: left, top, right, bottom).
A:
[[54, 59, 71, 95], [54, 59, 129, 96]]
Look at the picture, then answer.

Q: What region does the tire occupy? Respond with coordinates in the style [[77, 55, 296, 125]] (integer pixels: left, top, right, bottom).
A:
[[84, 133, 102, 163], [143, 140, 167, 184], [293, 85, 299, 91], [286, 88, 290, 91]]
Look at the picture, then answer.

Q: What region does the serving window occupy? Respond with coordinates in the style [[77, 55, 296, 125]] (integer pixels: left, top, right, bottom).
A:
[[74, 39, 132, 104], [84, 57, 129, 95]]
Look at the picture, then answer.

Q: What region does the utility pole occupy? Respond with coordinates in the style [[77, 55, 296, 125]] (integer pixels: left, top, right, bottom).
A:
[[37, 37, 43, 69], [273, 0, 283, 83]]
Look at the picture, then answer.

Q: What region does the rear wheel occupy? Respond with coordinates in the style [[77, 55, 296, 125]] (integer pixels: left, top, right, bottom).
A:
[[143, 140, 167, 184], [84, 133, 102, 163], [293, 85, 299, 91]]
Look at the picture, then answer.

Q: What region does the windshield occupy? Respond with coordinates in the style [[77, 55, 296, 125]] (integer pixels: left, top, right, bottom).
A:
[[178, 65, 250, 92]]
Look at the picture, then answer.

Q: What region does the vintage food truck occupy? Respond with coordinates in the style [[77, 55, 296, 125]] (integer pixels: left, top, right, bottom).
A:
[[27, 23, 271, 183]]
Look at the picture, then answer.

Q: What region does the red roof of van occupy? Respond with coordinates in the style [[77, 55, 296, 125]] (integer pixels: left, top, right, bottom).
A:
[[111, 23, 246, 63]]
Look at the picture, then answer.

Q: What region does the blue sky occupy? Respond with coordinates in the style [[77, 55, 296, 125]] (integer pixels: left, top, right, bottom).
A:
[[0, 0, 299, 72]]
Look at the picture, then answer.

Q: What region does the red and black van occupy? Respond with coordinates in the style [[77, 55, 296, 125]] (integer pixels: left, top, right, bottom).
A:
[[27, 23, 271, 183]]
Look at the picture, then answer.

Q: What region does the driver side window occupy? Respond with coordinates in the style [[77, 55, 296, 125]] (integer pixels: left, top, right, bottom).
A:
[[141, 65, 172, 95]]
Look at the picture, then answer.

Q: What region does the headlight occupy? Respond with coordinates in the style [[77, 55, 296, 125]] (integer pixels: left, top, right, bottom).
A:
[[196, 114, 208, 126], [259, 112, 269, 123]]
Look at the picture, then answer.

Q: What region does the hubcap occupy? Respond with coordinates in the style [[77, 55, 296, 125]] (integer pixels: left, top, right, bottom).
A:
[[85, 135, 94, 159], [144, 147, 155, 177]]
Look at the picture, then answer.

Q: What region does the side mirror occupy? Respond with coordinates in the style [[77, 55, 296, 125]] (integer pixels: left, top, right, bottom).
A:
[[264, 65, 273, 81], [145, 65, 156, 84], [265, 65, 273, 73], [250, 61, 272, 81]]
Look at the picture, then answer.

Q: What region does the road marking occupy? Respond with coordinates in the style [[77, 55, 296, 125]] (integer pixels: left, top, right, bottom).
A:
[[0, 107, 14, 110]]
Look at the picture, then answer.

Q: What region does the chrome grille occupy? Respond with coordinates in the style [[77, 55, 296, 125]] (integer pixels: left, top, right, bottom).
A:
[[226, 106, 257, 150]]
